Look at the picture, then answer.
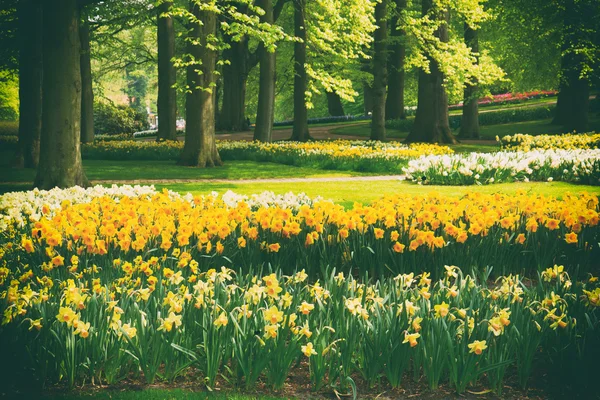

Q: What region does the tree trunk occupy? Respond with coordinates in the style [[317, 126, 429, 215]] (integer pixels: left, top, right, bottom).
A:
[[16, 0, 42, 169], [363, 82, 373, 116], [219, 37, 249, 132], [253, 0, 276, 142], [79, 16, 94, 143], [326, 92, 345, 117], [458, 22, 479, 139], [405, 1, 457, 144], [385, 0, 406, 121], [178, 2, 222, 167], [290, 0, 310, 141], [370, 0, 388, 141], [34, 0, 88, 188], [157, 0, 178, 141]]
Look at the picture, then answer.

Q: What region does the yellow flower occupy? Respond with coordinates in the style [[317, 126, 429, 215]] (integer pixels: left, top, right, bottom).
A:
[[298, 301, 314, 315], [564, 232, 578, 244], [160, 312, 182, 332], [214, 312, 228, 328], [264, 306, 283, 324], [56, 307, 78, 326], [301, 342, 317, 357], [51, 254, 65, 267], [402, 332, 420, 347], [264, 324, 279, 339], [434, 301, 449, 318], [468, 340, 487, 355]]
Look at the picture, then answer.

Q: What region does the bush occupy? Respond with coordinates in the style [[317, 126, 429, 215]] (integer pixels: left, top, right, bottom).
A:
[[93, 102, 149, 136], [273, 114, 370, 127], [0, 121, 18, 136], [387, 105, 555, 131]]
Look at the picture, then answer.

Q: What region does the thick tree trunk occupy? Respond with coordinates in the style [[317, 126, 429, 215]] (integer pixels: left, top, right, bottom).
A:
[[405, 2, 457, 144], [80, 17, 94, 143], [219, 38, 249, 132], [458, 22, 480, 139], [157, 0, 178, 141], [326, 92, 345, 117], [385, 0, 406, 121], [16, 0, 42, 169], [178, 2, 222, 167], [34, 0, 88, 188], [553, 45, 590, 132], [370, 0, 388, 141], [253, 0, 276, 142], [290, 0, 310, 141]]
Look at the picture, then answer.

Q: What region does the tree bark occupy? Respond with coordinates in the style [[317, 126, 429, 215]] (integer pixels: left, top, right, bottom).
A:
[[405, 1, 457, 144], [178, 1, 222, 167], [253, 0, 276, 142], [79, 16, 94, 143], [16, 0, 42, 169], [34, 0, 88, 189], [326, 91, 345, 117], [157, 0, 178, 141], [363, 82, 373, 116], [385, 0, 406, 121], [219, 37, 249, 132], [370, 0, 388, 141], [458, 22, 480, 139], [290, 0, 310, 141]]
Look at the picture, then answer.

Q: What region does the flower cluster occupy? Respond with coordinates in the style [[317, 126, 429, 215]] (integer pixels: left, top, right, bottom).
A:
[[498, 132, 600, 152], [403, 149, 600, 185], [82, 139, 452, 173]]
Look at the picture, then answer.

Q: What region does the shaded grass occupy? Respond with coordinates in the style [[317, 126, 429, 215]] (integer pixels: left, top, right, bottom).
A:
[[0, 158, 375, 184], [332, 114, 600, 143]]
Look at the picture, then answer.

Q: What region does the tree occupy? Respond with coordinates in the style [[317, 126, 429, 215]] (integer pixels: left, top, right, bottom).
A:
[[405, 0, 456, 144], [16, 0, 42, 168], [80, 14, 95, 143], [290, 0, 310, 141], [370, 0, 388, 141], [458, 22, 480, 139], [157, 0, 178, 141], [326, 92, 345, 116], [178, 1, 222, 167], [34, 0, 88, 188], [385, 0, 407, 121]]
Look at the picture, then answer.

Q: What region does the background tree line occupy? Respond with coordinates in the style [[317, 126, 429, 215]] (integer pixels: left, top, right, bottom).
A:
[[0, 0, 598, 188]]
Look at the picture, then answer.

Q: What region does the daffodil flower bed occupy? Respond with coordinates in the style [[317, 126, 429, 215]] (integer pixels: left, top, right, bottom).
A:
[[0, 257, 599, 395], [1, 187, 598, 285], [403, 149, 600, 185], [82, 140, 452, 173], [498, 132, 600, 151]]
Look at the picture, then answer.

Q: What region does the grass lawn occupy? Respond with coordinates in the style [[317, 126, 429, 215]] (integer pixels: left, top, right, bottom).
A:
[[0, 159, 376, 184], [153, 180, 600, 209], [332, 114, 600, 142]]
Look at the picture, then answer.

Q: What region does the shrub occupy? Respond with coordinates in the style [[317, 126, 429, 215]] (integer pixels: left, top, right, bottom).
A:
[[0, 121, 18, 136], [93, 102, 149, 136]]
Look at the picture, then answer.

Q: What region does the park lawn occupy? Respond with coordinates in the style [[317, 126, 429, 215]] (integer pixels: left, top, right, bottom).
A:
[[0, 159, 376, 184], [153, 180, 600, 210]]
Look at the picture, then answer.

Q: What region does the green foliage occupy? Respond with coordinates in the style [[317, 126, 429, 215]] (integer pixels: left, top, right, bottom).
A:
[[0, 120, 18, 136], [0, 72, 18, 120], [93, 102, 150, 135]]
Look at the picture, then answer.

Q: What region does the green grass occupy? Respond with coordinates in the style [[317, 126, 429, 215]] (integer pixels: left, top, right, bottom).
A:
[[152, 180, 600, 209], [447, 96, 558, 116], [0, 159, 375, 184], [42, 388, 291, 400]]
